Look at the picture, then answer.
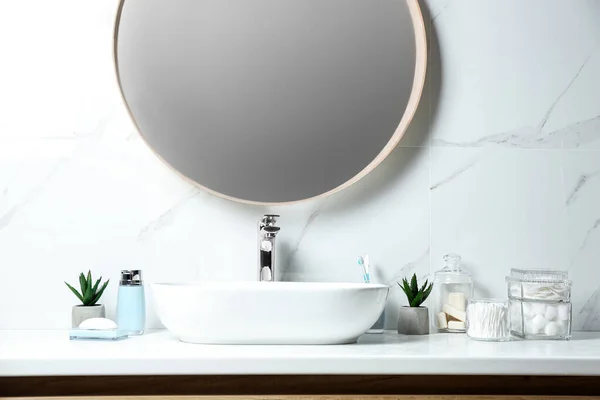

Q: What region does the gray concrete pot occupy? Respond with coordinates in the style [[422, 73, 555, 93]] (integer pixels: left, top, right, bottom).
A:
[[72, 304, 105, 328], [397, 306, 429, 335]]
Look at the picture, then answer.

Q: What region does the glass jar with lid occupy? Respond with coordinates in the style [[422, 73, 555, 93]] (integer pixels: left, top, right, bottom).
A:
[[506, 268, 572, 340], [432, 254, 473, 333]]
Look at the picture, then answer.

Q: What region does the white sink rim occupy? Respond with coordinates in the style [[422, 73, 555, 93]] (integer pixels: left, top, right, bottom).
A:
[[153, 281, 388, 289], [151, 281, 389, 345]]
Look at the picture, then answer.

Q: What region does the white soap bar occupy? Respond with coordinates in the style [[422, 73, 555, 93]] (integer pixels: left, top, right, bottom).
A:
[[448, 292, 466, 311], [443, 304, 466, 322], [79, 317, 117, 330], [437, 312, 448, 329], [447, 320, 465, 330]]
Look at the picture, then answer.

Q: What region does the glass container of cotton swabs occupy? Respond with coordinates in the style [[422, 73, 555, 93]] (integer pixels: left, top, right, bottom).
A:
[[466, 298, 510, 341]]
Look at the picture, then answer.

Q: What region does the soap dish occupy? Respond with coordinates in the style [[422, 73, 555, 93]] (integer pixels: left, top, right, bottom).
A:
[[69, 329, 129, 341]]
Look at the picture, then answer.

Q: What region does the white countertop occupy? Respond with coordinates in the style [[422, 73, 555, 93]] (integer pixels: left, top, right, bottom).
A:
[[1, 330, 600, 377]]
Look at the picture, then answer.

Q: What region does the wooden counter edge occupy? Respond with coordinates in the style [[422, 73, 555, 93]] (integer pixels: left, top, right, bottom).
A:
[[1, 375, 600, 397]]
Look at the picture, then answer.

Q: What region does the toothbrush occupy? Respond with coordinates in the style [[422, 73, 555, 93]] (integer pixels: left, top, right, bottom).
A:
[[365, 254, 371, 283], [357, 256, 370, 283]]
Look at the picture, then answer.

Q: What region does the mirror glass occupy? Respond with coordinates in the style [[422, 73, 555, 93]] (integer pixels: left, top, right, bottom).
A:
[[115, 0, 426, 204]]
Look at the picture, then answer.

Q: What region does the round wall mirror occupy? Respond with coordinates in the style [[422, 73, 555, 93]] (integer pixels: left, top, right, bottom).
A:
[[114, 0, 426, 205]]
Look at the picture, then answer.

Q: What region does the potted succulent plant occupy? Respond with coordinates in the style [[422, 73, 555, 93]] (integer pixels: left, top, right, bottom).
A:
[[397, 274, 433, 335], [65, 271, 109, 328]]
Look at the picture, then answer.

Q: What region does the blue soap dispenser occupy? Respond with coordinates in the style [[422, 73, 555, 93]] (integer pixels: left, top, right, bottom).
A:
[[116, 270, 146, 335]]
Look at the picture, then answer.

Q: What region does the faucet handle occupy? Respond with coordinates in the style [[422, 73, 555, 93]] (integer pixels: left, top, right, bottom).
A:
[[260, 214, 280, 226], [262, 225, 281, 234]]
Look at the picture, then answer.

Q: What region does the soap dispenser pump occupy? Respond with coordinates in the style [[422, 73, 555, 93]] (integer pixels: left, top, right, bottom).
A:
[[116, 270, 146, 335]]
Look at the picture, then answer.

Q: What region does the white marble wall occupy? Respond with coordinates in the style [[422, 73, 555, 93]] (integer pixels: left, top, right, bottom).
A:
[[0, 0, 599, 330]]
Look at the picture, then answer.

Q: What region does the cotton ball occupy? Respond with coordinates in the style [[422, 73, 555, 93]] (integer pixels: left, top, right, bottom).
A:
[[544, 321, 560, 336], [524, 317, 540, 335], [522, 302, 534, 318], [531, 314, 548, 332], [531, 302, 547, 316], [544, 305, 558, 321], [557, 304, 570, 321], [557, 320, 569, 335]]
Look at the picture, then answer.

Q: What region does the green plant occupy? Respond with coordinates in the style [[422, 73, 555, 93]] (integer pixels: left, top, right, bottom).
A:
[[65, 271, 109, 306], [398, 273, 433, 307]]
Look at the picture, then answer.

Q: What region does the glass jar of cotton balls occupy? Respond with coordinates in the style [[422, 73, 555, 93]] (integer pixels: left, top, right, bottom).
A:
[[506, 268, 572, 340]]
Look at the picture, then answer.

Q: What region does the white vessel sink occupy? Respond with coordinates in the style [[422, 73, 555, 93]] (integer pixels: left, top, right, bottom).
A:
[[152, 281, 388, 344]]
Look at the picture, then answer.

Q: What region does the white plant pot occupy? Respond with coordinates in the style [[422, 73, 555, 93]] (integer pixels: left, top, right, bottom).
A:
[[72, 304, 105, 328]]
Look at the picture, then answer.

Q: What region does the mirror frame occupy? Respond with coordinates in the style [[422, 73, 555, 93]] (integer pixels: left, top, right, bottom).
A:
[[113, 0, 427, 206]]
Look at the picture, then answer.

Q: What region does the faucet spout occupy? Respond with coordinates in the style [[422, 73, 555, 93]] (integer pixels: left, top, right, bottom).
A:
[[258, 214, 280, 281]]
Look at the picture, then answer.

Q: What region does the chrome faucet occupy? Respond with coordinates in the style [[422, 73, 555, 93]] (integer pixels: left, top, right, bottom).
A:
[[258, 214, 280, 282]]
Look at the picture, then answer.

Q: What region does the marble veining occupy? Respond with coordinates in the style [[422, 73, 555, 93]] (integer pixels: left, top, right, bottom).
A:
[[580, 288, 600, 331], [430, 1, 451, 21], [384, 247, 430, 287], [430, 159, 479, 191], [558, 115, 600, 149], [538, 53, 593, 132], [0, 207, 18, 230], [0, 0, 599, 330], [281, 207, 322, 281], [0, 159, 65, 231], [432, 52, 595, 149], [572, 219, 600, 263], [566, 170, 600, 205], [138, 188, 202, 241]]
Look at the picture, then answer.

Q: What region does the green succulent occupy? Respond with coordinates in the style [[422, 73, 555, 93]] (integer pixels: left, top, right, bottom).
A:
[[398, 273, 433, 307], [65, 271, 109, 306]]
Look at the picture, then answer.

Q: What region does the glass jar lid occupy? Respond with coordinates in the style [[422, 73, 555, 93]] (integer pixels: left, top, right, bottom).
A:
[[434, 253, 472, 284], [509, 268, 568, 282]]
